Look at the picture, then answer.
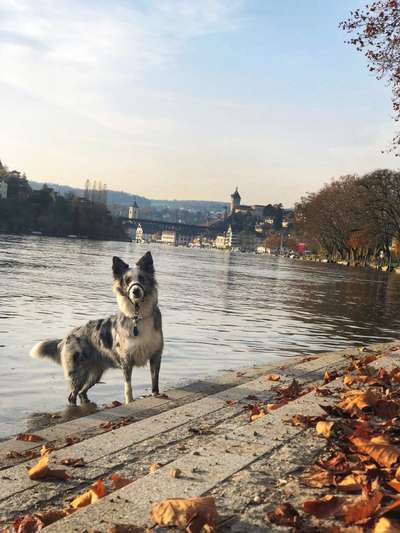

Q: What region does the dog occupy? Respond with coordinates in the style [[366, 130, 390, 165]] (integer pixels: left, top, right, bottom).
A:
[[30, 251, 163, 405]]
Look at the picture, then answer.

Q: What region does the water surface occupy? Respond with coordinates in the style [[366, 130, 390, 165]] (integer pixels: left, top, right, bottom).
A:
[[1, 234, 400, 438]]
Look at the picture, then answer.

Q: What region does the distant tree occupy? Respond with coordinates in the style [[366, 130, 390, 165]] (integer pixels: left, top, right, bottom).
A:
[[340, 0, 400, 152]]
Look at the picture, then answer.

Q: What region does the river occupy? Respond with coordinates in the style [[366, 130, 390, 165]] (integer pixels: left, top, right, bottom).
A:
[[1, 234, 400, 439]]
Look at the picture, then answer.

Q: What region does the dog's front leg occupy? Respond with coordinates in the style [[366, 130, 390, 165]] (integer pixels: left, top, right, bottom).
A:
[[122, 364, 133, 403]]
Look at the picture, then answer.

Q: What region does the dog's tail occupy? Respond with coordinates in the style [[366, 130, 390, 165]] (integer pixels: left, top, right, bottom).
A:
[[30, 339, 62, 365]]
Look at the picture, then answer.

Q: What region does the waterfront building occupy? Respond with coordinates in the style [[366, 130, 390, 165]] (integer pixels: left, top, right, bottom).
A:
[[230, 187, 241, 214], [0, 180, 8, 200], [161, 230, 176, 245]]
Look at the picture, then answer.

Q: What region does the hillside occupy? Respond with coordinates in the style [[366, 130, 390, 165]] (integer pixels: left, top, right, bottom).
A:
[[29, 181, 228, 213]]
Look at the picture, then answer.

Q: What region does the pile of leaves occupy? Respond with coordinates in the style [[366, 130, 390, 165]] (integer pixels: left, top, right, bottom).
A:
[[268, 352, 400, 531]]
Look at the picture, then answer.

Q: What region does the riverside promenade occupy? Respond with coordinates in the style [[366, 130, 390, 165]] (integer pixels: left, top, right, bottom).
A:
[[1, 341, 400, 532]]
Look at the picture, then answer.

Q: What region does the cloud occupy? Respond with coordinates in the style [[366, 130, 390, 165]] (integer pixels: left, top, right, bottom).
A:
[[0, 0, 243, 132]]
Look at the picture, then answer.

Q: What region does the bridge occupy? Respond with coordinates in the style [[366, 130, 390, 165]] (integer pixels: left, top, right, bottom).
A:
[[119, 217, 222, 237]]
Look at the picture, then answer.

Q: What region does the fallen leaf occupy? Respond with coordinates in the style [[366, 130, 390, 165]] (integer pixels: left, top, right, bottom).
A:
[[225, 399, 238, 405], [318, 452, 351, 474], [316, 420, 335, 438], [324, 370, 341, 384], [149, 463, 161, 474], [150, 497, 219, 533], [265, 374, 281, 381], [28, 453, 70, 481], [339, 390, 380, 413], [65, 436, 80, 446], [337, 474, 365, 493], [111, 400, 122, 407], [303, 494, 346, 518], [344, 491, 383, 525], [374, 516, 400, 532], [300, 465, 335, 488], [70, 479, 106, 509], [16, 433, 44, 442], [273, 379, 302, 400], [36, 508, 76, 526], [111, 473, 132, 490], [380, 498, 400, 516], [374, 400, 399, 420], [12, 514, 44, 532], [289, 414, 325, 428], [266, 503, 300, 526], [388, 479, 400, 493], [351, 437, 400, 468], [60, 458, 85, 467]]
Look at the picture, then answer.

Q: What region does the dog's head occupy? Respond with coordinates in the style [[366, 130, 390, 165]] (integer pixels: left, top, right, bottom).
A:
[[112, 251, 157, 316]]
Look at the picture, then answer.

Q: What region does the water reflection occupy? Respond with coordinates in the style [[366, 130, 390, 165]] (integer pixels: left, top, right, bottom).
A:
[[0, 234, 400, 438]]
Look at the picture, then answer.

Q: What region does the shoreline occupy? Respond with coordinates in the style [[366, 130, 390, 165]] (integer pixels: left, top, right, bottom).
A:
[[1, 340, 399, 531]]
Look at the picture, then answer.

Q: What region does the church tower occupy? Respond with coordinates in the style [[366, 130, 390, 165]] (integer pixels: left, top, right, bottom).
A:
[[128, 200, 139, 220], [230, 187, 241, 214]]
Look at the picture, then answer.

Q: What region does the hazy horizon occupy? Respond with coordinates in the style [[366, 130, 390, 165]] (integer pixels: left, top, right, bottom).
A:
[[1, 0, 399, 205]]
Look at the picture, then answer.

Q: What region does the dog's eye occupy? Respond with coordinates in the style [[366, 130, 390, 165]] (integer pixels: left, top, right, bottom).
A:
[[125, 277, 133, 287]]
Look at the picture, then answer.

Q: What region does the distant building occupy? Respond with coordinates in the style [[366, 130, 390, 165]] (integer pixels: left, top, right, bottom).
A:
[[161, 230, 176, 245], [135, 224, 144, 243], [230, 187, 241, 214], [128, 201, 139, 220], [0, 180, 8, 200]]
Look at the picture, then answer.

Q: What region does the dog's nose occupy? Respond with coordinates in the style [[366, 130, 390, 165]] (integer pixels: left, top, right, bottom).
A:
[[132, 286, 142, 298]]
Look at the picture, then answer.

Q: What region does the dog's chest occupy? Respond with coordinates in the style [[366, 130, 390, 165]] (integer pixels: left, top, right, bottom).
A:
[[115, 317, 162, 366]]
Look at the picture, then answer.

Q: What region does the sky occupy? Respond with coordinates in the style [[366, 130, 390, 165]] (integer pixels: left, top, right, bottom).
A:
[[0, 0, 398, 206]]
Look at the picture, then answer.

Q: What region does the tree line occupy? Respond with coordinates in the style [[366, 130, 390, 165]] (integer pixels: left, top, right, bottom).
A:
[[0, 161, 127, 241], [294, 170, 400, 267]]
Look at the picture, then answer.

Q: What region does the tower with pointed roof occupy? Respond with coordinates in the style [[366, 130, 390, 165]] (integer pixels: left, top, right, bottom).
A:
[[128, 200, 139, 220], [230, 187, 241, 215]]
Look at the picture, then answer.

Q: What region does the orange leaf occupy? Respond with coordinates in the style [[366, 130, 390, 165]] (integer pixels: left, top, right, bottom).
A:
[[150, 497, 219, 532], [265, 374, 281, 381], [316, 421, 335, 438], [338, 390, 380, 413], [28, 454, 70, 481], [111, 473, 132, 490], [16, 433, 44, 442], [374, 517, 400, 532], [344, 491, 383, 525], [149, 463, 162, 473], [70, 480, 106, 509], [351, 437, 400, 468], [337, 474, 365, 493], [388, 479, 400, 493]]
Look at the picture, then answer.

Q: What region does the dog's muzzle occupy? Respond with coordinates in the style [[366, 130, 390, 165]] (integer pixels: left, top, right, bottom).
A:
[[127, 283, 144, 302]]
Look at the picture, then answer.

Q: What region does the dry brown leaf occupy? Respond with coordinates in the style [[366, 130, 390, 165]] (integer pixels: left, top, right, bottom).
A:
[[324, 369, 341, 384], [16, 433, 44, 442], [303, 495, 346, 518], [344, 491, 383, 525], [12, 514, 45, 532], [150, 496, 219, 533], [290, 414, 325, 428], [36, 507, 76, 526], [265, 374, 281, 381], [374, 400, 399, 420], [28, 453, 70, 481], [316, 420, 335, 438], [266, 503, 300, 526], [70, 479, 106, 509], [111, 473, 132, 490], [149, 463, 162, 474], [380, 498, 400, 516], [374, 517, 400, 532], [300, 466, 335, 488], [318, 452, 351, 474], [337, 474, 365, 493], [338, 390, 380, 413], [351, 437, 400, 468]]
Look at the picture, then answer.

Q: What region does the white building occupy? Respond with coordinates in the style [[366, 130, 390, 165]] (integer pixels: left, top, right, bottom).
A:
[[128, 201, 139, 220], [0, 180, 8, 200], [161, 230, 176, 245], [135, 224, 144, 243]]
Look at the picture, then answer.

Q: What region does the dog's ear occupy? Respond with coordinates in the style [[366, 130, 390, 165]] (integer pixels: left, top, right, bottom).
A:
[[112, 256, 129, 279], [136, 251, 154, 274]]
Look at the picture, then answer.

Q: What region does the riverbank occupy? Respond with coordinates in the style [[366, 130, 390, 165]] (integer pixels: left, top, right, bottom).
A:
[[1, 340, 400, 532], [293, 254, 400, 274]]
